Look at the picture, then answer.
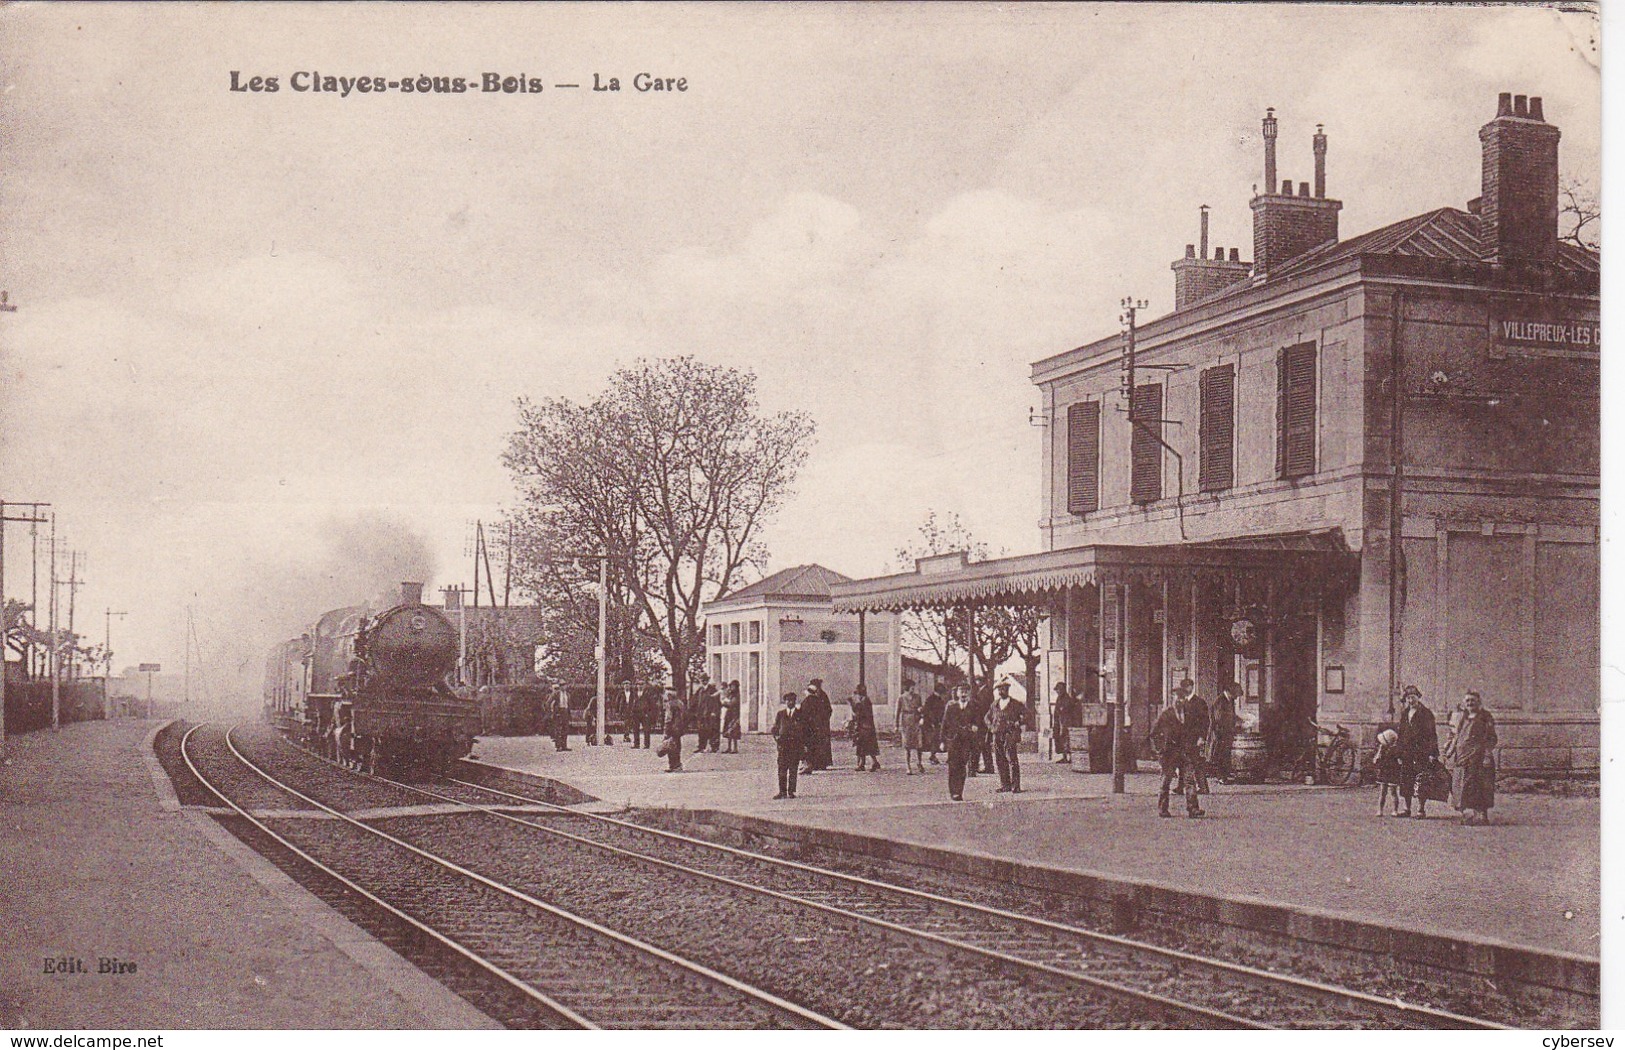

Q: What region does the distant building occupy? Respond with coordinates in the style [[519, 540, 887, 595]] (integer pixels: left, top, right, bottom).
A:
[[703, 564, 901, 733], [835, 92, 1598, 775]]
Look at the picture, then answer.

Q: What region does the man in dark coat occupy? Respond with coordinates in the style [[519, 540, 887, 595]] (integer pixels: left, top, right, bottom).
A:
[[922, 683, 947, 765], [1178, 679, 1211, 794], [966, 685, 994, 775], [659, 688, 685, 772], [1151, 698, 1203, 818], [1209, 682, 1239, 781], [990, 681, 1027, 793], [771, 692, 804, 799], [1396, 685, 1439, 819], [634, 683, 662, 748], [940, 685, 977, 801]]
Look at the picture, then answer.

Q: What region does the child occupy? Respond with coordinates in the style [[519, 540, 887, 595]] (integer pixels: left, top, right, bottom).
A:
[[1372, 728, 1402, 816]]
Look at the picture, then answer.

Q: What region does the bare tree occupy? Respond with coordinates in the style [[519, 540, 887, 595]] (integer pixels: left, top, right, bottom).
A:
[[506, 356, 815, 695], [1560, 176, 1599, 252], [894, 510, 1046, 697]]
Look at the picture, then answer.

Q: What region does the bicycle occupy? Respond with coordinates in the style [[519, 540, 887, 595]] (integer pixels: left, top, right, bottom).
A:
[[1295, 720, 1356, 785]]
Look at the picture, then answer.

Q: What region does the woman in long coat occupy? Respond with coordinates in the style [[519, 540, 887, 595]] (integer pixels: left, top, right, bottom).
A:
[[849, 684, 881, 771], [721, 680, 743, 754], [1446, 691, 1497, 825]]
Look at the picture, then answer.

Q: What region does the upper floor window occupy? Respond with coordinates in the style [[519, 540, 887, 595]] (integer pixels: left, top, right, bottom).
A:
[[1130, 383, 1163, 505], [1066, 401, 1101, 515], [749, 620, 761, 644], [1277, 342, 1318, 479], [1199, 364, 1236, 492], [711, 624, 723, 647], [729, 622, 741, 646]]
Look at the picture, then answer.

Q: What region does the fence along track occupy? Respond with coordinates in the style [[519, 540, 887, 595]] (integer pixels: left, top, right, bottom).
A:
[[187, 723, 844, 1030]]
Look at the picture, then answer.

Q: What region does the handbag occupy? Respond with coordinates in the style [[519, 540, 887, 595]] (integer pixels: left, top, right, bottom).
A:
[[1419, 760, 1452, 803], [655, 737, 672, 759]]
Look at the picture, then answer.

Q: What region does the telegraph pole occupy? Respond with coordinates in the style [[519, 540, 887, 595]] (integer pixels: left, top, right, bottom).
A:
[[48, 514, 59, 729], [1, 501, 50, 752], [65, 551, 83, 680], [105, 608, 127, 717]]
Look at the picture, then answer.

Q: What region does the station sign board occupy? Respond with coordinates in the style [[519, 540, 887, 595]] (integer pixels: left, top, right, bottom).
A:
[[1076, 702, 1110, 727], [1489, 312, 1599, 359], [138, 663, 161, 672]]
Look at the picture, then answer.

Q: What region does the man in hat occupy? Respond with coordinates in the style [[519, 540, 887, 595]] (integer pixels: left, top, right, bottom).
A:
[[940, 684, 977, 801], [1396, 685, 1439, 818], [1151, 692, 1203, 818], [1177, 679, 1211, 794], [990, 680, 1027, 793], [658, 687, 685, 772], [770, 692, 804, 799]]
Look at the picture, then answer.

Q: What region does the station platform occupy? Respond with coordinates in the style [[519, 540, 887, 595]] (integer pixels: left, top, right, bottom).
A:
[[472, 731, 1601, 962], [0, 718, 496, 1030]]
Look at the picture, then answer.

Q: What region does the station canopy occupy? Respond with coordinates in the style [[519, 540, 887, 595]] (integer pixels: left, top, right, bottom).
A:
[[830, 530, 1355, 613]]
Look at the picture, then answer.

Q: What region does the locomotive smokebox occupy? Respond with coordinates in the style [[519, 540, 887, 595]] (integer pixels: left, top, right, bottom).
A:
[[400, 581, 425, 605]]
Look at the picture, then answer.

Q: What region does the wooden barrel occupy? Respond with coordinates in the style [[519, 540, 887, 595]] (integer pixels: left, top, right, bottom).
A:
[[1228, 730, 1269, 784]]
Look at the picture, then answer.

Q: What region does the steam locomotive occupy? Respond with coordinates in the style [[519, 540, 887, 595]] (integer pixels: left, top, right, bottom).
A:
[[264, 582, 481, 775]]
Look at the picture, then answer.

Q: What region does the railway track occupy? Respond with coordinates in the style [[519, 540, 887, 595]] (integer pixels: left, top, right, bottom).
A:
[[242, 722, 1502, 1029], [179, 723, 842, 1030], [415, 773, 1508, 1031]]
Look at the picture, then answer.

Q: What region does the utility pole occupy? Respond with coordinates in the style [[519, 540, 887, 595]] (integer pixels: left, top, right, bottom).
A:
[[1, 502, 49, 753], [65, 551, 82, 680], [48, 514, 59, 730], [596, 554, 608, 745], [105, 608, 127, 718], [184, 606, 192, 706]]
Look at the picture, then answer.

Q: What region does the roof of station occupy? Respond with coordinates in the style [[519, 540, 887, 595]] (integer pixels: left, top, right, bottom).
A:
[[1265, 206, 1599, 282], [830, 531, 1354, 613], [707, 563, 853, 608]]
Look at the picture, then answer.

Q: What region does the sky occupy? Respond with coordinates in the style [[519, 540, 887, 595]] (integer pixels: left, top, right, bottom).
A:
[[0, 2, 1600, 709]]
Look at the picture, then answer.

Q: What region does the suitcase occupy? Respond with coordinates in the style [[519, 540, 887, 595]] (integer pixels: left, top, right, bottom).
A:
[[1419, 762, 1453, 804]]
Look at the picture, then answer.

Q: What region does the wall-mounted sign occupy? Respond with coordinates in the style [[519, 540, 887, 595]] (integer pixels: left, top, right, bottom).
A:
[[138, 663, 161, 672], [1490, 313, 1599, 359], [1076, 703, 1109, 727]]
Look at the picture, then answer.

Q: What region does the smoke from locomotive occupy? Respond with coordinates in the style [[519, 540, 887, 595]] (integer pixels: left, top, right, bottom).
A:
[[264, 581, 480, 774]]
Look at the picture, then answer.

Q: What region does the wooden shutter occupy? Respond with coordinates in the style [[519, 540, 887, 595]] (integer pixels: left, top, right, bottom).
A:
[[1277, 342, 1317, 478], [1066, 401, 1100, 515], [1199, 364, 1235, 492], [1130, 384, 1163, 505]]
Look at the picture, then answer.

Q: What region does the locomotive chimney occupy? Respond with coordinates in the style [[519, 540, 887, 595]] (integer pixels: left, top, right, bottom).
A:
[[400, 581, 425, 605]]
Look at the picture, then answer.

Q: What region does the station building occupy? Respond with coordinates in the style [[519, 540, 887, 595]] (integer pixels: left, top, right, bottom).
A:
[[703, 564, 901, 734], [834, 93, 1598, 775]]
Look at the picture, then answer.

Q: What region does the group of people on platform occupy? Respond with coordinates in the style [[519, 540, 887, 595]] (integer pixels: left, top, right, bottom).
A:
[[1371, 684, 1498, 825], [537, 668, 1501, 825]]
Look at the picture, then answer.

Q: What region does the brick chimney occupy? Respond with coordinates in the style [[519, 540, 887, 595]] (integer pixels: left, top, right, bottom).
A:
[[1251, 110, 1341, 276], [1479, 92, 1560, 266], [400, 581, 425, 605], [1172, 205, 1251, 308]]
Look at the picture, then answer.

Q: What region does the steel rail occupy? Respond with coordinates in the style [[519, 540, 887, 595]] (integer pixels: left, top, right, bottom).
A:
[[439, 773, 1508, 1031], [421, 774, 1262, 1028], [178, 723, 595, 1029], [225, 725, 845, 1031]]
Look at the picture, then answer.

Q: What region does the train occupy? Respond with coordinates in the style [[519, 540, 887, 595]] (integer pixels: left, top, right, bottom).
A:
[[263, 582, 481, 775]]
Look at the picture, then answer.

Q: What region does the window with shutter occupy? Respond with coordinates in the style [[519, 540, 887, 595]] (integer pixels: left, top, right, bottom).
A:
[[1276, 343, 1317, 478], [1130, 383, 1163, 505], [1066, 401, 1100, 515], [1199, 364, 1235, 492]]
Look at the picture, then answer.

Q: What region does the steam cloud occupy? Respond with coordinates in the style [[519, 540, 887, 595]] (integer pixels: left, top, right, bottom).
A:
[[181, 510, 439, 716]]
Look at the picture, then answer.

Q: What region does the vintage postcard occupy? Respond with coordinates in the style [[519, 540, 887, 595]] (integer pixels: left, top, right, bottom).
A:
[[0, 2, 1607, 1036]]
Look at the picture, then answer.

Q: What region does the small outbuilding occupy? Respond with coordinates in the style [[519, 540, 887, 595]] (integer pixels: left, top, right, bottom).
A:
[[703, 564, 901, 734]]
